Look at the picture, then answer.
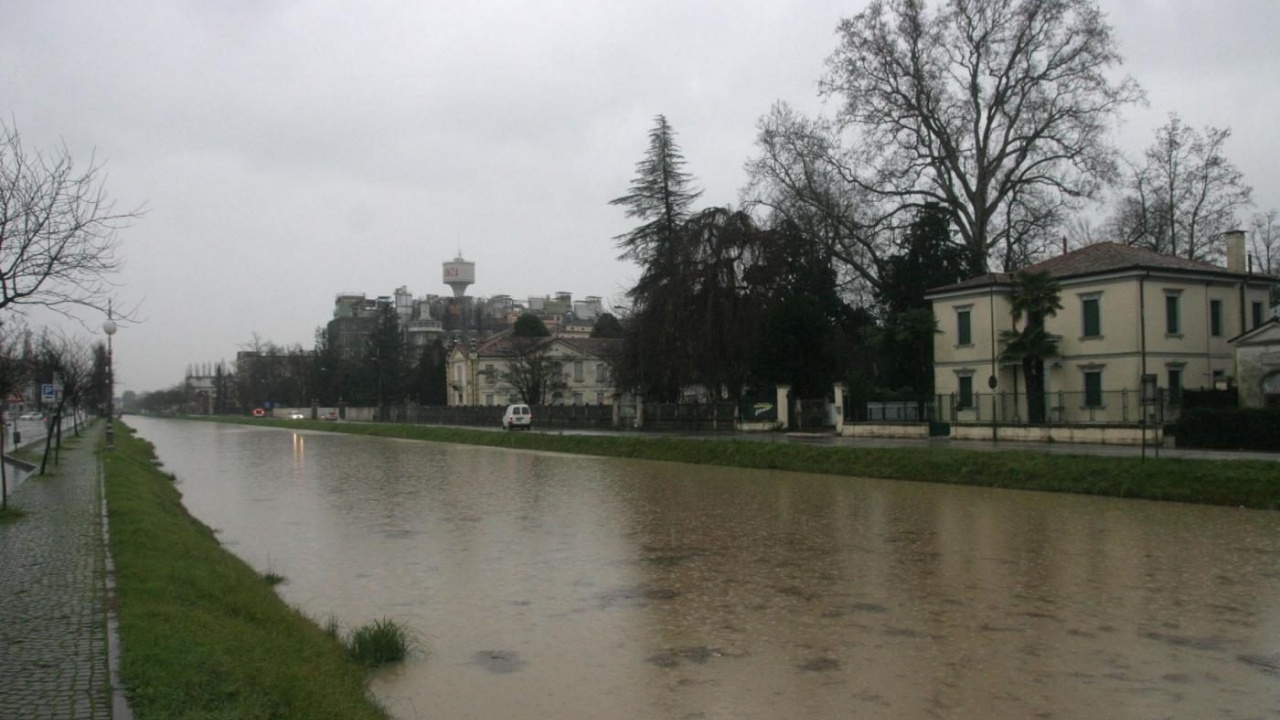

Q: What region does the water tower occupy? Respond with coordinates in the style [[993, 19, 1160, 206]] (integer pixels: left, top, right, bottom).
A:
[[443, 254, 475, 298]]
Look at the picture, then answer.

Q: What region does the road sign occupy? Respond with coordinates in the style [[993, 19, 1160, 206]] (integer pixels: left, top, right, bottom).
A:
[[41, 383, 56, 404]]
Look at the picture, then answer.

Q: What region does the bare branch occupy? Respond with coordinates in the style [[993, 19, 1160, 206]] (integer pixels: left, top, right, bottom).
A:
[[0, 121, 143, 318]]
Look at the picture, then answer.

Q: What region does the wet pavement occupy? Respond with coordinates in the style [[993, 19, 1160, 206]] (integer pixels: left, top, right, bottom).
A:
[[0, 426, 126, 719]]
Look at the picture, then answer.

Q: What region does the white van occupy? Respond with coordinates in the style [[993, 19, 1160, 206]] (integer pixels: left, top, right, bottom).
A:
[[502, 403, 532, 430]]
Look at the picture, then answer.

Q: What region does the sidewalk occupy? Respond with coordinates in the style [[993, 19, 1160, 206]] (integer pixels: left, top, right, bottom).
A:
[[0, 426, 124, 719]]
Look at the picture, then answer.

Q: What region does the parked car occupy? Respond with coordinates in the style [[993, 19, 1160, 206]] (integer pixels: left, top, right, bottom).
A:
[[252, 408, 266, 417], [288, 412, 305, 419], [502, 403, 532, 430], [321, 411, 338, 421], [19, 411, 43, 421]]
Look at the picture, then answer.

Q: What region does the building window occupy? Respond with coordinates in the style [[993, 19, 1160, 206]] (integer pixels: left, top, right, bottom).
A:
[[1253, 301, 1265, 329], [1212, 369, 1227, 389], [484, 363, 495, 384], [484, 393, 494, 406], [573, 392, 584, 406], [596, 363, 609, 384], [1081, 296, 1101, 338], [1165, 293, 1181, 335], [1083, 370, 1103, 408], [956, 307, 972, 346], [595, 392, 605, 405], [574, 360, 584, 382], [957, 375, 974, 409], [1209, 299, 1222, 337], [1167, 367, 1182, 405]]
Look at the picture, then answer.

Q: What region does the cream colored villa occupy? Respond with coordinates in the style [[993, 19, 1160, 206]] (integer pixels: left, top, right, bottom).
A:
[[926, 232, 1275, 424], [447, 333, 620, 407]]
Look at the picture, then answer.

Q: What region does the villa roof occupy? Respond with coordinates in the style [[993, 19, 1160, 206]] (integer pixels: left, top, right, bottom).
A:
[[469, 333, 621, 359], [928, 242, 1244, 295]]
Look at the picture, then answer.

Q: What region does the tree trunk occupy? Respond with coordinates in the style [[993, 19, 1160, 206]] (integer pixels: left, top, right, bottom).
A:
[[1024, 359, 1047, 424]]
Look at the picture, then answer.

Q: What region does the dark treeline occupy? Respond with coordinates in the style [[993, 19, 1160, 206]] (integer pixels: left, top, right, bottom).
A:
[[135, 319, 449, 415]]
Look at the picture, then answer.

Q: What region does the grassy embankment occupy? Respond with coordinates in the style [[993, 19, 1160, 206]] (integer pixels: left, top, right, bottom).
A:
[[200, 416, 1280, 510], [103, 423, 390, 719]]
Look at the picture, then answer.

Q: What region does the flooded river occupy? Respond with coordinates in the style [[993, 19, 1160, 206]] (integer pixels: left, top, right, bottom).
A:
[[130, 418, 1280, 719]]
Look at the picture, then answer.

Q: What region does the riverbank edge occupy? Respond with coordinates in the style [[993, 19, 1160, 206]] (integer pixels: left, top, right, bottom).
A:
[[192, 416, 1280, 510], [103, 423, 390, 719]]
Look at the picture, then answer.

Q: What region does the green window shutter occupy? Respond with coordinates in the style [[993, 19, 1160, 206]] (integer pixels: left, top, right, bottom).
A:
[[1082, 298, 1100, 337], [958, 376, 973, 409], [1084, 371, 1102, 407], [957, 310, 971, 345]]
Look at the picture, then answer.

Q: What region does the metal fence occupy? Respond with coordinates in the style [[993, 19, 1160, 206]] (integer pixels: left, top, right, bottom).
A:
[[841, 389, 1175, 427], [375, 402, 735, 431], [849, 398, 939, 423], [638, 402, 738, 432], [937, 389, 1171, 426], [383, 403, 614, 430]]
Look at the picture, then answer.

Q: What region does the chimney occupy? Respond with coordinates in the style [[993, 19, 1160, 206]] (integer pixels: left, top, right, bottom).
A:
[[1224, 229, 1246, 273]]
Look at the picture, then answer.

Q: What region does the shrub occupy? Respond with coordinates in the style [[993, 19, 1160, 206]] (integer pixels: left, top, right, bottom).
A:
[[347, 618, 410, 667], [1174, 407, 1280, 451]]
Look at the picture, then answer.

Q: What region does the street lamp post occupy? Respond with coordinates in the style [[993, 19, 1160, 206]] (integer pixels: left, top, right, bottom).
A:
[[103, 316, 117, 450]]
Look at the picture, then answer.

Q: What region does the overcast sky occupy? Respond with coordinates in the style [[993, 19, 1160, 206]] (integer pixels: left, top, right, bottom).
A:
[[3, 0, 1277, 394]]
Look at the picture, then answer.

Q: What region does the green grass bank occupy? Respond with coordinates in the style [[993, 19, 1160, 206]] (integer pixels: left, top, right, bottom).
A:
[[103, 424, 389, 720], [198, 416, 1280, 510]]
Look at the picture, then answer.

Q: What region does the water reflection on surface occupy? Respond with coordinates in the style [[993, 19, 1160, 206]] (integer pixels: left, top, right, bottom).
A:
[[131, 418, 1280, 719]]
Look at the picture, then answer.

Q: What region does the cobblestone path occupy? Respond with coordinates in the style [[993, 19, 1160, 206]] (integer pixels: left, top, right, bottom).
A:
[[0, 431, 111, 719]]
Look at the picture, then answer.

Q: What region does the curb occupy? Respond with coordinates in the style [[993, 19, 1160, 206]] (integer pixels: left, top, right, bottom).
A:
[[98, 446, 133, 720]]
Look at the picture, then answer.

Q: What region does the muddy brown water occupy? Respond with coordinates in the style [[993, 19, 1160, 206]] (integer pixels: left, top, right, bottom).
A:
[[131, 418, 1280, 719]]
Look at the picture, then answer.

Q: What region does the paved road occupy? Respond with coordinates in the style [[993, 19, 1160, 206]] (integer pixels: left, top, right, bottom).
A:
[[0, 425, 121, 719]]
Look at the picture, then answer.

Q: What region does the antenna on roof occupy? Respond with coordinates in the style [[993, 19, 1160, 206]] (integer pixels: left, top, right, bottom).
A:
[[1062, 236, 1068, 255]]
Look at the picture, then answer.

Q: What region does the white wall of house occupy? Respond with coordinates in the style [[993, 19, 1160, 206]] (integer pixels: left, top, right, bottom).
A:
[[932, 267, 1273, 422], [447, 339, 616, 407]]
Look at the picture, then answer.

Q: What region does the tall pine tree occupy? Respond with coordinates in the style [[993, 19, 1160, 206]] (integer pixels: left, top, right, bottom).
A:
[[610, 115, 702, 265], [611, 116, 704, 401]]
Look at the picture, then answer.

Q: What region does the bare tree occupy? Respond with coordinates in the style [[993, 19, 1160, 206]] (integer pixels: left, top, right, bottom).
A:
[[481, 337, 567, 406], [742, 102, 885, 296], [34, 330, 91, 473], [0, 122, 140, 315], [1110, 113, 1252, 261], [1249, 210, 1279, 278], [0, 321, 30, 510], [812, 0, 1141, 275]]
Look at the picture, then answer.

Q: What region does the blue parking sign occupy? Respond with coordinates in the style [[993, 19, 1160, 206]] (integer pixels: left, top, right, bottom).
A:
[[41, 384, 56, 403]]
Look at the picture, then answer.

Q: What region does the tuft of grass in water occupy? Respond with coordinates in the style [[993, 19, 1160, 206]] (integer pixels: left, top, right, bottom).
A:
[[263, 571, 286, 586], [347, 618, 410, 667], [322, 614, 342, 641]]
